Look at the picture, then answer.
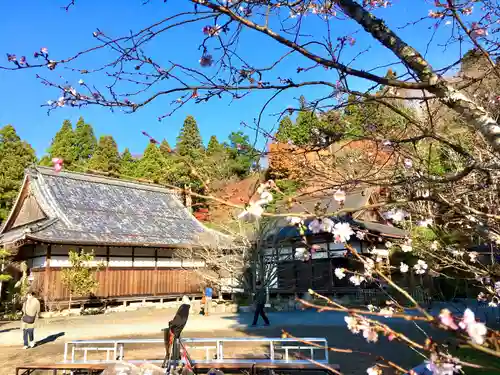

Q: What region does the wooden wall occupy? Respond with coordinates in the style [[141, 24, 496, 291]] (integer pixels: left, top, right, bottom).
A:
[[31, 268, 201, 302], [276, 258, 352, 292]]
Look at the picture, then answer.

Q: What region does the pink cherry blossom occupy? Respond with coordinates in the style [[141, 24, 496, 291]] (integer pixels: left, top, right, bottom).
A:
[[428, 10, 444, 19], [333, 222, 354, 242], [52, 157, 63, 173], [333, 189, 346, 202], [439, 309, 459, 330], [310, 244, 320, 253], [461, 7, 473, 16], [459, 309, 488, 345], [470, 22, 488, 39]]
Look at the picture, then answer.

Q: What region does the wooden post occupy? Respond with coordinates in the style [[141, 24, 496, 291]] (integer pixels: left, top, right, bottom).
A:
[[105, 246, 110, 298], [154, 249, 158, 296], [309, 255, 313, 290], [328, 259, 334, 291], [131, 247, 135, 296], [44, 244, 51, 301]]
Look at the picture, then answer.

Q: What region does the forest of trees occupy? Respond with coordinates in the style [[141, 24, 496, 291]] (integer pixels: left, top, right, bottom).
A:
[[0, 115, 259, 223]]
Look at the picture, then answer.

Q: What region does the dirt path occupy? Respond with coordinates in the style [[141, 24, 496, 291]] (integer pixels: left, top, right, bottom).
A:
[[0, 309, 445, 374]]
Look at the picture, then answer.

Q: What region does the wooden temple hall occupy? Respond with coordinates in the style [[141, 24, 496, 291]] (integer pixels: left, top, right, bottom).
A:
[[0, 167, 229, 304], [262, 188, 409, 293]]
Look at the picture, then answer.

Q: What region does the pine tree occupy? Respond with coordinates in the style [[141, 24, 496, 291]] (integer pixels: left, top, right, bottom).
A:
[[176, 115, 203, 158], [0, 125, 36, 221], [276, 116, 293, 143], [47, 119, 76, 167], [159, 139, 172, 156], [299, 95, 307, 110], [294, 110, 323, 145], [207, 135, 223, 155], [136, 143, 165, 183], [87, 136, 120, 173], [74, 117, 97, 165], [226, 131, 258, 177], [120, 148, 136, 177]]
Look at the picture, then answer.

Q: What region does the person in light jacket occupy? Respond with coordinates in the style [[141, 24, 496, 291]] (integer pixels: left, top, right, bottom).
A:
[[21, 291, 40, 349]]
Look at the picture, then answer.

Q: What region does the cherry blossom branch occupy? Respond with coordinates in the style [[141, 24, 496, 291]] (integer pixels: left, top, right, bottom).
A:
[[297, 298, 429, 321], [335, 0, 500, 152]]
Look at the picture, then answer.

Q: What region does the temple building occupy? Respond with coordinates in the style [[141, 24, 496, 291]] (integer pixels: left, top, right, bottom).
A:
[[0, 167, 228, 304]]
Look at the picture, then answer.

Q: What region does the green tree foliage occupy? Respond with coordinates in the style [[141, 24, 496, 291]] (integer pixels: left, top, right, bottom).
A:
[[0, 125, 37, 221], [176, 116, 204, 158], [275, 110, 326, 147], [47, 120, 76, 167], [207, 135, 223, 155], [61, 250, 100, 309], [73, 117, 97, 165], [293, 111, 321, 145], [120, 148, 136, 177], [225, 131, 258, 177], [87, 135, 120, 173], [326, 94, 375, 139], [159, 139, 172, 156], [0, 249, 13, 284], [136, 143, 166, 183], [275, 116, 294, 143]]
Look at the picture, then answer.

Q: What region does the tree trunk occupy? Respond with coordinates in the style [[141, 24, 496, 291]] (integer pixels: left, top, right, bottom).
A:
[[336, 0, 500, 153], [68, 293, 72, 311]]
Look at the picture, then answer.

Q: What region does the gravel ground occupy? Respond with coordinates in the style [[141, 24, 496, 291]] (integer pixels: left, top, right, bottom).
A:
[[0, 309, 442, 374]]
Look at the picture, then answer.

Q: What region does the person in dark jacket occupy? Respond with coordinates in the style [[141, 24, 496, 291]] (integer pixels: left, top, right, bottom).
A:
[[162, 295, 191, 368], [251, 281, 270, 327]]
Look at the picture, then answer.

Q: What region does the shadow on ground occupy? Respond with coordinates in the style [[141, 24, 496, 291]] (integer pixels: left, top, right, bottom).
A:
[[35, 332, 65, 347], [213, 309, 454, 374], [0, 328, 19, 334]]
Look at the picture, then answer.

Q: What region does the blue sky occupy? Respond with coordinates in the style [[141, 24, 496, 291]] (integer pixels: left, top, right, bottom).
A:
[[0, 1, 469, 157]]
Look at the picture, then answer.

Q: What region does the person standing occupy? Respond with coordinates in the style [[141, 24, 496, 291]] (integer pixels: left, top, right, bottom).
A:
[[21, 291, 40, 349], [162, 295, 191, 368], [251, 281, 270, 327], [204, 286, 213, 316]]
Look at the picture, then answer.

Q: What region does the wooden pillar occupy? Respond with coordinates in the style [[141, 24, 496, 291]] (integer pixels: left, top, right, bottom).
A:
[[328, 257, 334, 291], [154, 249, 158, 296], [105, 246, 110, 298], [131, 247, 135, 296], [44, 244, 52, 300], [309, 256, 313, 290]]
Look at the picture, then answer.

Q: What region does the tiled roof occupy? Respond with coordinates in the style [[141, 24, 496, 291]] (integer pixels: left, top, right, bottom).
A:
[[268, 188, 408, 242], [0, 167, 229, 248], [286, 188, 374, 215]]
